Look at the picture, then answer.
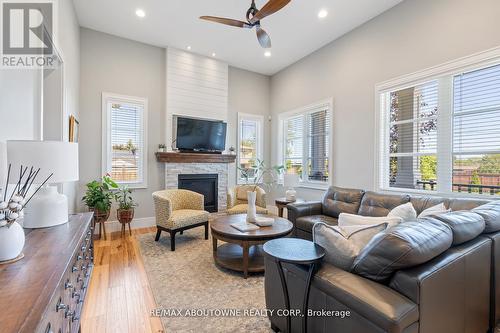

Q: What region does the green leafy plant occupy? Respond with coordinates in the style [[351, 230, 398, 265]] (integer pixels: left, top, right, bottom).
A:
[[238, 159, 285, 192], [114, 186, 137, 210], [82, 175, 118, 212]]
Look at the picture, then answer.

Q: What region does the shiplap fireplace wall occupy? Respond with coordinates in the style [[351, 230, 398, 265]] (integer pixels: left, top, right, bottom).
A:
[[165, 47, 229, 150]]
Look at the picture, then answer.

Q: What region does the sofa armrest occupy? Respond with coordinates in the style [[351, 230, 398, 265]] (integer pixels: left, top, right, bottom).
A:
[[287, 201, 322, 225], [288, 263, 419, 332]]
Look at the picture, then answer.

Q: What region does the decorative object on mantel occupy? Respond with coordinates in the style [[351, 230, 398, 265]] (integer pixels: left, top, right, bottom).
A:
[[238, 159, 284, 223], [82, 175, 118, 240], [7, 140, 79, 228], [284, 172, 300, 202], [229, 146, 236, 155], [114, 185, 137, 236], [0, 163, 52, 262], [69, 115, 80, 142], [158, 144, 166, 152]]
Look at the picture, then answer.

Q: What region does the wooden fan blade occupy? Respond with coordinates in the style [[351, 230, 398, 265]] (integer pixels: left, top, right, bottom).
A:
[[200, 16, 252, 28], [249, 0, 291, 24], [256, 27, 271, 48]]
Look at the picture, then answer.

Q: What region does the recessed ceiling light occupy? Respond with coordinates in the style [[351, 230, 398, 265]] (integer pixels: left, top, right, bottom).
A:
[[211, 52, 216, 57], [135, 9, 145, 18], [264, 51, 272, 57], [186, 46, 192, 50], [318, 9, 328, 19]]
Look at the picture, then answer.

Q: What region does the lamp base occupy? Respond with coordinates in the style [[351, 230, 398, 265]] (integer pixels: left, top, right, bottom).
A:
[[285, 189, 297, 202], [23, 186, 69, 228]]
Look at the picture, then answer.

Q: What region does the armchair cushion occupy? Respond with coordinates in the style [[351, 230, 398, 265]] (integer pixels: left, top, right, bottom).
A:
[[227, 204, 268, 215], [163, 209, 209, 229], [227, 185, 267, 209]]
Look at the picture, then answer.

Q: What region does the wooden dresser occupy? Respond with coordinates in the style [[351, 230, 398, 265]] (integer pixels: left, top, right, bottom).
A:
[[0, 213, 94, 333]]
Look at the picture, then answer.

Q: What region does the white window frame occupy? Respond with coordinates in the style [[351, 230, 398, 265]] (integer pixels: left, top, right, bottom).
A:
[[102, 92, 148, 189], [375, 46, 500, 198], [237, 112, 264, 185], [278, 98, 333, 189]]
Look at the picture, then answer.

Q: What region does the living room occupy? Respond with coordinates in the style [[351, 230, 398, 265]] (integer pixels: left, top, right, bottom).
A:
[[1, 0, 500, 332]]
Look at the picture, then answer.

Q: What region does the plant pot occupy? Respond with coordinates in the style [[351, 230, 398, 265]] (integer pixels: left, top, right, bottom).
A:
[[246, 191, 257, 223], [92, 207, 110, 224], [117, 208, 134, 224], [0, 222, 25, 262]]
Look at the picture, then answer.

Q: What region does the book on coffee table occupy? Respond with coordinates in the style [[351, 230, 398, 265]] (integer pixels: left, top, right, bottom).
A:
[[231, 222, 260, 232]]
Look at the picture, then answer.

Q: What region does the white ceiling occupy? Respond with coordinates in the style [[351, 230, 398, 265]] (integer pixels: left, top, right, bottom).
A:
[[73, 0, 403, 75]]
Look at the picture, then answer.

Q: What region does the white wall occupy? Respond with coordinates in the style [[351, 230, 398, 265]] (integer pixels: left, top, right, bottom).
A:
[[270, 0, 500, 201], [227, 67, 271, 188], [79, 28, 166, 219], [166, 48, 228, 149]]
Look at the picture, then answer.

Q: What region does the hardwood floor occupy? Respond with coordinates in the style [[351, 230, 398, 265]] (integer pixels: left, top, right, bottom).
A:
[[81, 227, 164, 333]]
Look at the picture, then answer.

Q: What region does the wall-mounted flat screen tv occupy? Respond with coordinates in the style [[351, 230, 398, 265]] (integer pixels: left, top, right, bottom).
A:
[[175, 116, 227, 153]]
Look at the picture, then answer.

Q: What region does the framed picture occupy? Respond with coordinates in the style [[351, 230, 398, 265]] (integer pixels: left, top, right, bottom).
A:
[[69, 115, 80, 143]]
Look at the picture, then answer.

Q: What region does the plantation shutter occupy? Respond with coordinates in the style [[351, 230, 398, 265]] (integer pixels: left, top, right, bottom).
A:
[[452, 64, 500, 194], [307, 108, 330, 182], [284, 115, 305, 179], [109, 101, 144, 184]]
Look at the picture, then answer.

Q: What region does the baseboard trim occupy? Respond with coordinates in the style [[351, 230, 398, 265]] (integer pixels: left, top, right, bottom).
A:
[[94, 216, 156, 233]]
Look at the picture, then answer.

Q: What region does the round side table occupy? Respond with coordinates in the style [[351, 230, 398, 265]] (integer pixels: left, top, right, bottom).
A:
[[275, 197, 304, 218], [263, 238, 325, 333]]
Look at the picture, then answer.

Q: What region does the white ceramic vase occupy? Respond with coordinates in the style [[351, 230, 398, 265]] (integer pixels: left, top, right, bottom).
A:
[[0, 222, 25, 261], [246, 191, 257, 223]]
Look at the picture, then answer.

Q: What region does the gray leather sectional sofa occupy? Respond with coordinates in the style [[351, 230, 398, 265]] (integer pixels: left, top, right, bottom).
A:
[[264, 186, 500, 333]]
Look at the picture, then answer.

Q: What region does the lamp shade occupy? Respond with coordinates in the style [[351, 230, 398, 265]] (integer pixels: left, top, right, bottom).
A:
[[7, 141, 79, 184], [284, 173, 300, 188]]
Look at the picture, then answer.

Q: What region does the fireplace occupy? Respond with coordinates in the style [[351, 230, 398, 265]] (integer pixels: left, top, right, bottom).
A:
[[178, 174, 219, 212]]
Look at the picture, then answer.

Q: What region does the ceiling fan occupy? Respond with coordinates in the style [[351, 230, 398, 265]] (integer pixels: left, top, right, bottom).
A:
[[200, 0, 291, 49]]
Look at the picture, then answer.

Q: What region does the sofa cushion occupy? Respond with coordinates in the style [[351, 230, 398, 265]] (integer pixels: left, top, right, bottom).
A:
[[351, 219, 453, 282], [338, 213, 402, 228], [313, 222, 387, 270], [410, 196, 449, 215], [388, 202, 417, 221], [321, 186, 365, 218], [448, 198, 490, 211], [357, 191, 410, 217], [296, 215, 337, 233], [433, 211, 485, 245], [417, 203, 450, 218], [472, 201, 500, 233]]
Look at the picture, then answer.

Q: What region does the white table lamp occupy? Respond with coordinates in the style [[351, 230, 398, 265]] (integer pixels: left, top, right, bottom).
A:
[[284, 173, 300, 202], [7, 141, 79, 228]]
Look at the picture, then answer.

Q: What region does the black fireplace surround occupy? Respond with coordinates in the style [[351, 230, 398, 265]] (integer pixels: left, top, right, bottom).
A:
[[178, 174, 218, 212]]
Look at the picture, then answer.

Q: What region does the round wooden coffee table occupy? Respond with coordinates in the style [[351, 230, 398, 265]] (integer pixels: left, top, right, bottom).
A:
[[211, 214, 293, 279]]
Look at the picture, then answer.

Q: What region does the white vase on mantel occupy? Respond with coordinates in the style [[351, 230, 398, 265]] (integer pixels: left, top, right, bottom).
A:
[[0, 221, 25, 262], [246, 191, 257, 223]]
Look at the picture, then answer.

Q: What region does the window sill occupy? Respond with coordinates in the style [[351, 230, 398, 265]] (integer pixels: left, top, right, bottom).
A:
[[298, 182, 330, 191], [378, 187, 500, 200]]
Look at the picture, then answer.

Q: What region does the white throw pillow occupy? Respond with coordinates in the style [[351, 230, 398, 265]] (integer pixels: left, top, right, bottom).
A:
[[313, 222, 387, 270], [338, 213, 403, 228], [388, 202, 417, 221], [418, 203, 450, 218]]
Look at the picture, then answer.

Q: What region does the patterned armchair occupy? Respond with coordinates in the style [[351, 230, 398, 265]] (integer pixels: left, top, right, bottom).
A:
[[152, 189, 209, 251], [226, 185, 268, 215]]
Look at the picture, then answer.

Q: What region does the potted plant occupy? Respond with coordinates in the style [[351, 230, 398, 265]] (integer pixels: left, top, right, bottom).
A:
[[114, 186, 137, 234], [158, 144, 166, 152], [82, 175, 118, 225], [238, 159, 284, 222]]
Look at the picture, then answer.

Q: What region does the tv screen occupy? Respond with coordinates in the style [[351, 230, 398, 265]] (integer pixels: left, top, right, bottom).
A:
[[176, 117, 227, 152]]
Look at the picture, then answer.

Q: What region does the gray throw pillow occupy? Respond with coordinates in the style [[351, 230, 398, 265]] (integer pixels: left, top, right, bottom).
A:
[[313, 222, 387, 270]]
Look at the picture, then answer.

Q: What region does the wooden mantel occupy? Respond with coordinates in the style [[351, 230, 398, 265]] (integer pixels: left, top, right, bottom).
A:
[[155, 152, 236, 163]]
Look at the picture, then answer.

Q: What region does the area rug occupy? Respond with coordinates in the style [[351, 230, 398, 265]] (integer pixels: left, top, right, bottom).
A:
[[136, 224, 273, 333]]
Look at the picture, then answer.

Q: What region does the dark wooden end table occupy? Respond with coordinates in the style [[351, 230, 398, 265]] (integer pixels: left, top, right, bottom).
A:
[[275, 197, 304, 217], [211, 214, 293, 279], [263, 238, 325, 333]]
